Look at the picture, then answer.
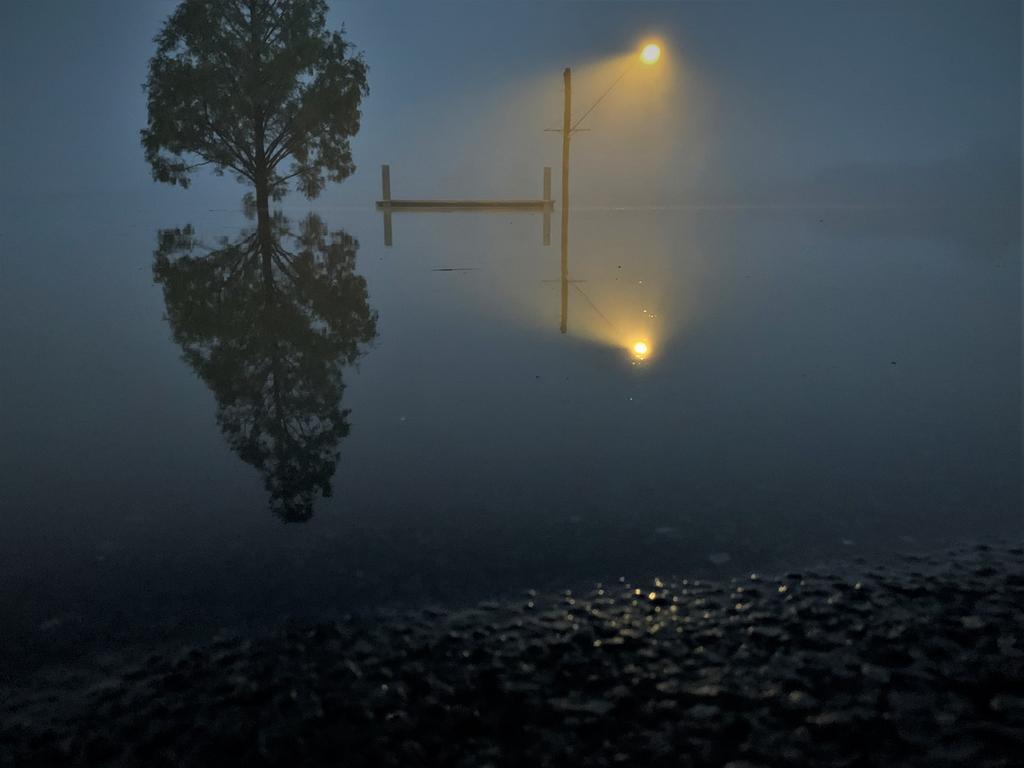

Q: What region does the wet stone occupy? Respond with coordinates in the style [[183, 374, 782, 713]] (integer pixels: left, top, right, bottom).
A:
[[2, 543, 1021, 767], [687, 703, 720, 720]]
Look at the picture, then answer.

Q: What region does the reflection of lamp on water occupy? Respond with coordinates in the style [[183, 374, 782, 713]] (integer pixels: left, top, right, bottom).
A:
[[632, 340, 650, 360]]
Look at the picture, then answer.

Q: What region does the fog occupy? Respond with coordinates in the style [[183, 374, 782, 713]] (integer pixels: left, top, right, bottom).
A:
[[2, 1, 1020, 214], [0, 0, 1020, 678]]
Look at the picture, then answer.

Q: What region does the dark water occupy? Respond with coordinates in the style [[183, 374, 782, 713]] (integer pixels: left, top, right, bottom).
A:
[[1, 197, 1020, 669]]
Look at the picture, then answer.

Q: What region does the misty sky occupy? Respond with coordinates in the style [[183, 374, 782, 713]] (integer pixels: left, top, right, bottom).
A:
[[1, 0, 1020, 211]]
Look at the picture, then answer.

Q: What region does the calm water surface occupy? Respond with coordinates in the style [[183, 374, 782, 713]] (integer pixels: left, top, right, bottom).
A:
[[1, 197, 1020, 668]]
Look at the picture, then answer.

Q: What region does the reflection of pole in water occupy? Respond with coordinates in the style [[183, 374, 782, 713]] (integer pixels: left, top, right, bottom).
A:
[[542, 166, 551, 246], [381, 164, 393, 246], [560, 67, 571, 334], [560, 229, 568, 333]]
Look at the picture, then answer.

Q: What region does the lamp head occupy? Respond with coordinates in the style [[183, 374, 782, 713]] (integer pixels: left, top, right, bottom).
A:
[[640, 43, 661, 65]]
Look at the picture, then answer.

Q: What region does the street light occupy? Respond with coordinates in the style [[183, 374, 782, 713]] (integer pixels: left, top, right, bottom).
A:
[[554, 41, 665, 225]]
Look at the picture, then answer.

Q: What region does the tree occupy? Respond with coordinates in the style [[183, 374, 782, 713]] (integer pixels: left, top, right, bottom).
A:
[[142, 0, 368, 209], [154, 213, 378, 521]]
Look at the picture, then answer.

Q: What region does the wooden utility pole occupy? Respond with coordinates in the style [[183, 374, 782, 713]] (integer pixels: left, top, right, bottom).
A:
[[561, 68, 571, 218], [543, 166, 552, 246], [560, 67, 571, 334]]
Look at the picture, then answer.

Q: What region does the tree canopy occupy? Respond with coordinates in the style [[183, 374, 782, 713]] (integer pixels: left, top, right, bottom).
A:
[[142, 0, 368, 203], [154, 213, 378, 521]]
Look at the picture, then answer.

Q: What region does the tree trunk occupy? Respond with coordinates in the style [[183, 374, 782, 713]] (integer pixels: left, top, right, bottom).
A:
[[255, 176, 270, 218], [255, 174, 274, 289]]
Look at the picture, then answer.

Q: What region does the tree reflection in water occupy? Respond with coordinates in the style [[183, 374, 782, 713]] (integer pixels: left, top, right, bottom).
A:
[[154, 211, 378, 522]]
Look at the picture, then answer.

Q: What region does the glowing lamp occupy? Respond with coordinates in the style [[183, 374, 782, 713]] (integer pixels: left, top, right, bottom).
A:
[[640, 43, 661, 65], [632, 341, 650, 359]]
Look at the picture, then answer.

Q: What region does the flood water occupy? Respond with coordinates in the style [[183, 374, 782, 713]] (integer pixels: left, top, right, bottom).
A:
[[1, 194, 1019, 670]]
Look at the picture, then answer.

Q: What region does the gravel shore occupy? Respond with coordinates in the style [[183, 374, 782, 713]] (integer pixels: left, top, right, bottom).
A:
[[3, 542, 1022, 767]]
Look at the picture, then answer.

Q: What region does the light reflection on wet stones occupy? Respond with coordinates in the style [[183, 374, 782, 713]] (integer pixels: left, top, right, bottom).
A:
[[1, 543, 1022, 767]]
